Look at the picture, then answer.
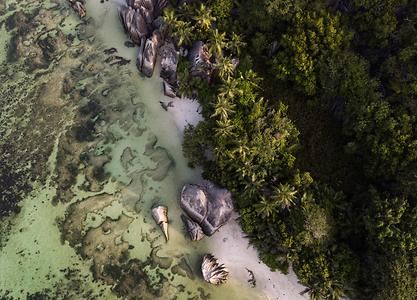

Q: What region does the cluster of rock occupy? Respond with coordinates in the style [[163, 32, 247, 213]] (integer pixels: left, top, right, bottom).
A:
[[68, 0, 86, 17], [201, 254, 229, 285], [118, 0, 167, 77], [118, 1, 218, 98], [180, 181, 234, 241]]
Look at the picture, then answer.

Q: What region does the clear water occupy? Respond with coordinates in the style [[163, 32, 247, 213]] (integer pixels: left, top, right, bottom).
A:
[[0, 1, 306, 299]]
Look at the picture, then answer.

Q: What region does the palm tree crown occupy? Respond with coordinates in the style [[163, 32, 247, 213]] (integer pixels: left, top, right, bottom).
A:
[[272, 183, 297, 211], [229, 32, 246, 56], [211, 95, 235, 121], [172, 20, 193, 46], [215, 56, 235, 80], [218, 77, 243, 100], [163, 7, 177, 30], [194, 4, 216, 31], [209, 29, 228, 58], [254, 196, 278, 219]]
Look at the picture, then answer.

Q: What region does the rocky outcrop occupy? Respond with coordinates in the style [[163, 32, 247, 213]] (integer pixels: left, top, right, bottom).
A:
[[136, 31, 161, 77], [151, 205, 169, 241], [119, 0, 168, 77], [188, 41, 212, 80], [160, 44, 178, 85], [119, 6, 149, 45], [180, 181, 233, 237], [163, 81, 177, 98], [181, 214, 204, 241], [201, 254, 229, 285]]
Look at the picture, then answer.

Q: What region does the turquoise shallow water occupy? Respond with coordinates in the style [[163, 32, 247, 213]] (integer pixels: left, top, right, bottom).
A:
[[0, 1, 270, 299]]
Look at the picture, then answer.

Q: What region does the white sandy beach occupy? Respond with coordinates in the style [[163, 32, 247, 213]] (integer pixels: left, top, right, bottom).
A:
[[165, 96, 308, 299]]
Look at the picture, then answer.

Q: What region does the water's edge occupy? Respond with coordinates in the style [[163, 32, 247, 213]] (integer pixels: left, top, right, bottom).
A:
[[0, 1, 306, 299]]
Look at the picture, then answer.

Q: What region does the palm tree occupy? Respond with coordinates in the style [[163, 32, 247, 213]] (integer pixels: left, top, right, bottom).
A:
[[211, 95, 235, 121], [214, 119, 235, 138], [172, 20, 193, 47], [209, 29, 228, 58], [271, 183, 297, 211], [163, 7, 178, 31], [193, 3, 216, 32], [300, 282, 325, 300], [218, 77, 243, 99], [323, 280, 346, 300], [229, 32, 246, 56], [215, 56, 235, 80], [254, 196, 278, 219]]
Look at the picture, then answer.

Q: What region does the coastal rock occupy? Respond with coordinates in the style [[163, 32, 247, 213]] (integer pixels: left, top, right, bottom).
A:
[[180, 181, 233, 236], [127, 0, 167, 20], [181, 214, 204, 241], [119, 6, 149, 45], [163, 81, 177, 98], [151, 205, 169, 241], [154, 0, 168, 17], [188, 41, 212, 79], [136, 31, 161, 77], [160, 44, 178, 84], [180, 184, 208, 224], [201, 254, 229, 285]]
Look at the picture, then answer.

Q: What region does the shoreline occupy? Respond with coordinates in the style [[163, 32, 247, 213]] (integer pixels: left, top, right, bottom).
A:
[[162, 88, 307, 299]]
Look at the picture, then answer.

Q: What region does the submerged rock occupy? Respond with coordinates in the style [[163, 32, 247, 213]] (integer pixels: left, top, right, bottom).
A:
[[201, 254, 229, 285], [180, 181, 233, 236], [181, 214, 204, 241], [151, 205, 169, 241], [171, 257, 195, 280]]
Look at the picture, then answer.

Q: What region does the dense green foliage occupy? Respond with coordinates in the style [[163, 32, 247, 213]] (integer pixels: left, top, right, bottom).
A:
[[169, 1, 417, 299]]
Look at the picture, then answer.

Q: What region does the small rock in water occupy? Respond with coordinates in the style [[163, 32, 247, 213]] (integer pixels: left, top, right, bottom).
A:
[[103, 47, 117, 55], [124, 41, 136, 48], [201, 254, 229, 285], [151, 205, 169, 241], [163, 81, 177, 98]]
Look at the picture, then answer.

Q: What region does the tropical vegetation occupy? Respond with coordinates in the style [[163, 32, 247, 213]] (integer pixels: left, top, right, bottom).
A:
[[167, 1, 417, 299]]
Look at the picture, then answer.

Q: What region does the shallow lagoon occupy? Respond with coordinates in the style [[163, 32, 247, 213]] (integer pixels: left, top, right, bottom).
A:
[[0, 1, 305, 299]]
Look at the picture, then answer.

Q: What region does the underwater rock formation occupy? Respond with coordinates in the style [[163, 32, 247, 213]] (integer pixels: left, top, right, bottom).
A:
[[152, 205, 169, 241], [201, 254, 229, 285], [180, 181, 233, 237]]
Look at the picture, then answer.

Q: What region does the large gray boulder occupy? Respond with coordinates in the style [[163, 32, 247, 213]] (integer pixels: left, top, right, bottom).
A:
[[137, 30, 161, 77], [180, 181, 233, 236], [119, 6, 149, 45]]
